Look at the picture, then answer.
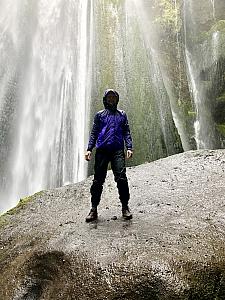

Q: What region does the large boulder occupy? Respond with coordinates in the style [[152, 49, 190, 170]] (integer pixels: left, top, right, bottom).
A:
[[1, 150, 225, 299]]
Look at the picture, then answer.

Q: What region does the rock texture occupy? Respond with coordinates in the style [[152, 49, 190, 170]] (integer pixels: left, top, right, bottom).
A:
[[1, 150, 225, 299]]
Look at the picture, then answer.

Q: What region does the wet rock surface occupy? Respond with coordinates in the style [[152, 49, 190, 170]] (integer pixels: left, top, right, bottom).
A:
[[1, 150, 225, 299]]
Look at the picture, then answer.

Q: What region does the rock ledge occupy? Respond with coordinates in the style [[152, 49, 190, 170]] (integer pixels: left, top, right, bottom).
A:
[[1, 150, 225, 299]]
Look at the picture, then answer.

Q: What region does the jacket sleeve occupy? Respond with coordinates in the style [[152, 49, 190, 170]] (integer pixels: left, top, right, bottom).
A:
[[123, 113, 133, 150], [87, 113, 100, 151]]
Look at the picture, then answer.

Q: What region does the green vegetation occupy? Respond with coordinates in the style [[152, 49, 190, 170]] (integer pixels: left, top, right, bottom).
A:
[[194, 20, 225, 44], [192, 20, 225, 44], [216, 92, 225, 102], [0, 191, 44, 227], [5, 195, 33, 215], [188, 111, 196, 117], [216, 124, 225, 136], [109, 0, 124, 7], [154, 0, 181, 31], [0, 216, 8, 227], [154, 2, 194, 149], [209, 20, 225, 34]]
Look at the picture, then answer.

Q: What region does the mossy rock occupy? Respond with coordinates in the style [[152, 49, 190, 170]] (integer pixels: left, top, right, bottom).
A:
[[109, 0, 123, 6], [214, 101, 225, 123], [216, 124, 225, 136], [0, 191, 44, 222], [191, 20, 225, 44], [0, 197, 31, 227], [0, 216, 8, 228], [187, 111, 196, 118], [216, 92, 225, 102], [209, 20, 225, 34]]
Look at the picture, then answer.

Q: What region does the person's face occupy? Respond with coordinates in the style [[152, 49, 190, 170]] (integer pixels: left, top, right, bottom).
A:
[[106, 93, 117, 106]]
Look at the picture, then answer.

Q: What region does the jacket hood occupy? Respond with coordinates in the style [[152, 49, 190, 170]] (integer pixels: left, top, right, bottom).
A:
[[103, 89, 119, 110]]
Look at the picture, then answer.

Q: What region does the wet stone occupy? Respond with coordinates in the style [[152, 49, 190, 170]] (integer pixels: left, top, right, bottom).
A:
[[1, 150, 225, 299]]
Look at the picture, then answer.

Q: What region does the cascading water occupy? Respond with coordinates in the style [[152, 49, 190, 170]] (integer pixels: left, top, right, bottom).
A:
[[212, 31, 220, 62], [127, 0, 183, 156], [0, 0, 93, 212], [129, 0, 191, 152], [92, 0, 183, 165], [124, 0, 178, 155], [0, 0, 185, 212], [2, 0, 224, 212], [183, 0, 220, 149], [210, 0, 216, 20]]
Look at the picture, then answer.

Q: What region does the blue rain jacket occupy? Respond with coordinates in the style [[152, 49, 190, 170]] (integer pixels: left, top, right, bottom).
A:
[[87, 90, 133, 152]]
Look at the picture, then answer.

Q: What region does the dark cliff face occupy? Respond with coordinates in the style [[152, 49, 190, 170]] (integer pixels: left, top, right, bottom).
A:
[[1, 150, 225, 299]]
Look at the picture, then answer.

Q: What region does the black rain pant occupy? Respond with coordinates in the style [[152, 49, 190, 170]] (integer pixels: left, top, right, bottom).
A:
[[90, 148, 130, 208]]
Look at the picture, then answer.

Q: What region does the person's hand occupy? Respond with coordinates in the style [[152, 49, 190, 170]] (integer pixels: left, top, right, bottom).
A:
[[85, 151, 92, 161], [126, 150, 133, 159]]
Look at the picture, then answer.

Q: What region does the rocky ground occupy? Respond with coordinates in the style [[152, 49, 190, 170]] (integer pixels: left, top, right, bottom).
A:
[[1, 150, 225, 299]]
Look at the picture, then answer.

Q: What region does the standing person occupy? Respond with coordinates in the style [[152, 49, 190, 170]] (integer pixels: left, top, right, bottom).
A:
[[85, 89, 133, 222]]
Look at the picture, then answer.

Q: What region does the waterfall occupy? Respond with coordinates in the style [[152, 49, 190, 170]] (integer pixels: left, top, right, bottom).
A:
[[183, 0, 218, 149], [210, 0, 216, 20], [0, 0, 93, 212], [212, 31, 220, 62], [2, 0, 223, 212], [123, 0, 182, 155], [130, 0, 191, 151]]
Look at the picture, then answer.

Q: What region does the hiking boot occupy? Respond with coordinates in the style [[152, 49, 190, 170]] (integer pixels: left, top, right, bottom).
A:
[[122, 206, 132, 220], [85, 208, 98, 222]]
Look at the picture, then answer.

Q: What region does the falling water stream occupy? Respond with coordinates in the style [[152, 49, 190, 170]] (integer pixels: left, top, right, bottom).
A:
[[0, 0, 93, 211], [183, 0, 220, 149], [210, 0, 216, 20]]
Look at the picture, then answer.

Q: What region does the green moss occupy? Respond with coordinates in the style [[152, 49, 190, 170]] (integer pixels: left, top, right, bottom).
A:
[[196, 20, 225, 44], [188, 111, 197, 117], [216, 124, 225, 136], [0, 217, 8, 228], [153, 0, 182, 33], [5, 195, 33, 216], [109, 0, 123, 7], [0, 191, 44, 227], [209, 20, 225, 34], [216, 92, 225, 102]]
